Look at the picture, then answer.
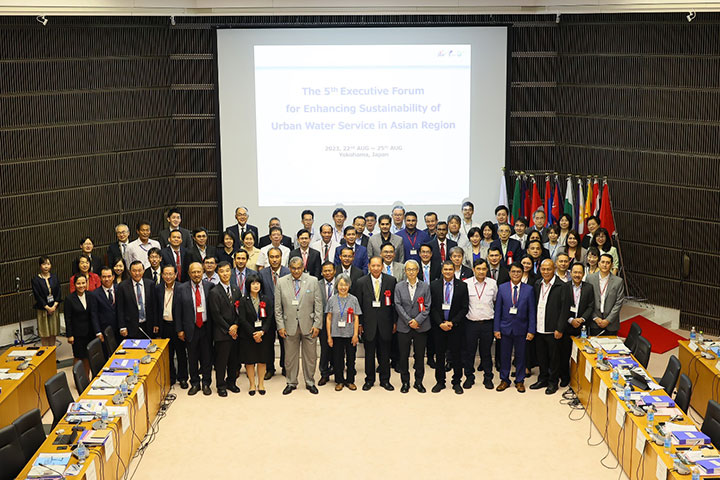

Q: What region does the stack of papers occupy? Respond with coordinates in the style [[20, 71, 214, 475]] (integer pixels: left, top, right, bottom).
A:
[[109, 358, 139, 369], [672, 430, 711, 446], [608, 357, 638, 369], [0, 372, 24, 380], [66, 400, 106, 416], [27, 453, 71, 478], [7, 350, 30, 358], [638, 394, 676, 407], [78, 429, 111, 445], [696, 459, 720, 475], [123, 339, 150, 349]]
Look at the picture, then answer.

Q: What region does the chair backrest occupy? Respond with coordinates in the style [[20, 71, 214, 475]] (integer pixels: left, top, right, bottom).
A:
[[104, 325, 118, 356], [675, 373, 692, 414], [0, 424, 26, 480], [633, 336, 651, 369], [87, 337, 105, 378], [658, 355, 681, 396], [72, 360, 90, 395], [44, 372, 74, 429], [11, 408, 46, 462], [702, 400, 720, 449], [624, 322, 642, 352]]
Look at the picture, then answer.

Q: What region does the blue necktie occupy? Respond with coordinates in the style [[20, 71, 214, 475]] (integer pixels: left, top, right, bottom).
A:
[[424, 265, 430, 283], [386, 265, 391, 275], [444, 282, 451, 320], [136, 282, 145, 321]]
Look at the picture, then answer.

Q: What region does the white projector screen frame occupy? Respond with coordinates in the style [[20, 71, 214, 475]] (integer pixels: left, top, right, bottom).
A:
[[217, 26, 509, 233]]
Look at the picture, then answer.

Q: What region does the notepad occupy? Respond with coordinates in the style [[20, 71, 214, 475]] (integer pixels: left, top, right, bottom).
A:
[[78, 429, 111, 445], [123, 339, 150, 349], [7, 350, 30, 357], [110, 358, 139, 369], [697, 458, 720, 475], [0, 372, 24, 380], [28, 452, 71, 478]]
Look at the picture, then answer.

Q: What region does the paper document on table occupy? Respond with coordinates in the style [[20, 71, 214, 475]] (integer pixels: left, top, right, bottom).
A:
[[654, 407, 683, 417], [97, 373, 127, 387], [86, 387, 117, 396], [662, 423, 697, 432], [8, 350, 31, 357], [0, 372, 24, 380]]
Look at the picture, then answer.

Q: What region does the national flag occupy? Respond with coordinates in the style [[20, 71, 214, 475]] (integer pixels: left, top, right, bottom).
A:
[[563, 177, 574, 229], [577, 177, 586, 235], [584, 178, 593, 224], [599, 180, 617, 235], [552, 178, 561, 223], [498, 170, 508, 209], [531, 177, 542, 217], [511, 176, 521, 223], [545, 176, 552, 226], [592, 179, 601, 216], [524, 178, 532, 219]]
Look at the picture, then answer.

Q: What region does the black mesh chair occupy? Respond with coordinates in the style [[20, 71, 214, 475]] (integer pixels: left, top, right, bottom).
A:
[[0, 424, 25, 480], [11, 408, 46, 462], [655, 355, 681, 396], [634, 336, 652, 369], [702, 400, 720, 449], [104, 325, 118, 357], [674, 374, 692, 414], [44, 372, 74, 428], [72, 360, 90, 395], [624, 322, 642, 354], [87, 338, 105, 378]]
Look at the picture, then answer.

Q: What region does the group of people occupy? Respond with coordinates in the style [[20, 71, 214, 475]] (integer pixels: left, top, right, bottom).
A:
[[30, 201, 624, 395]]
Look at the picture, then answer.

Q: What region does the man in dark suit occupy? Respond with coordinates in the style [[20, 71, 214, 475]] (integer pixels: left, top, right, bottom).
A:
[[226, 206, 258, 245], [334, 226, 368, 273], [349, 216, 370, 248], [559, 262, 595, 387], [334, 246, 364, 286], [429, 221, 457, 264], [449, 246, 473, 281], [90, 267, 119, 357], [176, 261, 214, 396], [490, 224, 522, 265], [486, 248, 511, 285], [493, 205, 515, 239], [530, 259, 565, 395], [528, 210, 550, 243], [258, 217, 293, 249], [587, 253, 625, 335], [423, 211, 438, 239], [418, 244, 441, 284], [430, 261, 470, 394], [143, 248, 163, 286], [208, 261, 242, 396], [117, 260, 156, 339], [494, 262, 536, 393], [355, 257, 397, 391], [160, 230, 190, 283], [107, 223, 130, 267], [290, 229, 321, 279], [317, 261, 336, 386], [229, 249, 256, 296], [257, 247, 290, 378], [159, 208, 193, 249], [187, 228, 217, 264], [154, 264, 188, 388]]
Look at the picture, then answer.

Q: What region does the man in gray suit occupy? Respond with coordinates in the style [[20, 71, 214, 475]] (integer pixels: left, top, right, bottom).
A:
[[275, 256, 324, 394], [367, 214, 404, 263], [380, 243, 406, 281], [586, 253, 625, 336], [258, 247, 290, 379]]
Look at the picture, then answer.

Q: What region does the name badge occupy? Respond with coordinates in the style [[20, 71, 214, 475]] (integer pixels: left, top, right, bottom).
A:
[[254, 320, 262, 328], [509, 307, 518, 315], [196, 305, 205, 313], [570, 306, 578, 313], [442, 303, 451, 311], [291, 299, 299, 306], [338, 320, 346, 328], [409, 249, 417, 256], [46, 294, 54, 304], [372, 300, 381, 308]]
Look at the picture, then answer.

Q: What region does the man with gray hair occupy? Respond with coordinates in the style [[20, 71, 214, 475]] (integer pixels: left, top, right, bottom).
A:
[[108, 223, 130, 266], [275, 256, 324, 394]]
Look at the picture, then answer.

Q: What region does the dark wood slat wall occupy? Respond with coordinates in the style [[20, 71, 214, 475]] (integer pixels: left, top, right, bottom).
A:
[[1, 14, 718, 335]]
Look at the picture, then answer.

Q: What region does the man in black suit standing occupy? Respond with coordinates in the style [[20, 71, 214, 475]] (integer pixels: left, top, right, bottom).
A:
[[317, 261, 336, 386], [176, 261, 214, 396], [117, 260, 156, 339], [355, 256, 397, 391], [290, 229, 321, 279], [229, 249, 256, 296], [143, 248, 163, 286], [90, 267, 118, 356], [429, 221, 456, 264], [418, 244, 440, 284], [107, 223, 130, 267], [334, 247, 363, 287], [486, 247, 510, 285], [530, 259, 565, 395], [430, 261, 470, 394], [449, 247, 473, 281], [155, 264, 188, 389], [490, 224, 522, 265], [226, 206, 259, 244], [258, 217, 293, 249], [558, 262, 595, 387], [159, 208, 193, 249], [208, 261, 242, 397], [350, 216, 370, 248], [188, 228, 217, 264], [423, 211, 438, 239], [161, 230, 190, 283]]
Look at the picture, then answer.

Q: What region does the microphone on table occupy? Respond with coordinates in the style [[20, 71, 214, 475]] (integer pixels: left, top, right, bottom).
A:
[[137, 327, 157, 364]]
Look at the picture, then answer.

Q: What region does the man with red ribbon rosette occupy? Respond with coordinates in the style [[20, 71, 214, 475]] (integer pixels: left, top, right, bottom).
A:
[[208, 261, 242, 397]]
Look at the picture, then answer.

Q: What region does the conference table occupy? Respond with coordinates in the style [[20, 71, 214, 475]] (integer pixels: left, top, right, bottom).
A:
[[570, 336, 713, 480], [0, 345, 56, 429], [678, 339, 720, 418], [17, 338, 169, 480]]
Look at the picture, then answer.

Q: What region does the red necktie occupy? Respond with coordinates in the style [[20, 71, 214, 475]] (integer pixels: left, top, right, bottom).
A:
[[440, 242, 446, 262], [175, 250, 181, 281], [194, 284, 203, 327], [302, 250, 308, 269]]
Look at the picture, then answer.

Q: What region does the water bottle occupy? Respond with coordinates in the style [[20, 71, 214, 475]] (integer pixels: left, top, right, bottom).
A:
[[100, 405, 108, 424], [76, 441, 89, 461], [120, 380, 128, 397], [623, 383, 631, 402], [692, 466, 701, 480], [133, 361, 140, 377], [581, 325, 587, 339], [699, 331, 704, 345], [647, 410, 654, 428], [663, 433, 672, 454], [597, 349, 604, 363], [690, 327, 696, 341], [611, 367, 619, 382]]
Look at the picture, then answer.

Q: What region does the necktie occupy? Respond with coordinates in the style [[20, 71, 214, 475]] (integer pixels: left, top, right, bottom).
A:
[[175, 251, 181, 281], [512, 285, 518, 305], [324, 244, 329, 261], [374, 278, 380, 300], [294, 279, 300, 298], [121, 243, 126, 256], [327, 282, 332, 299], [444, 282, 451, 320], [440, 242, 446, 262], [424, 265, 430, 283], [240, 270, 246, 294], [153, 271, 158, 284], [492, 269, 497, 280], [386, 265, 391, 275], [302, 250, 308, 269], [194, 284, 203, 327], [136, 282, 145, 321], [273, 271, 278, 286], [107, 288, 114, 304], [226, 285, 232, 299]]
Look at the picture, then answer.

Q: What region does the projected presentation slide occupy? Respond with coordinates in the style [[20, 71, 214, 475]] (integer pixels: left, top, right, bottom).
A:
[[253, 44, 471, 206]]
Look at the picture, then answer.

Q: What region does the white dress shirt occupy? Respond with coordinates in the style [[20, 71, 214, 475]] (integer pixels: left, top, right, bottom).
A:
[[465, 277, 497, 321], [536, 276, 556, 334], [257, 243, 291, 268], [125, 238, 161, 269]]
